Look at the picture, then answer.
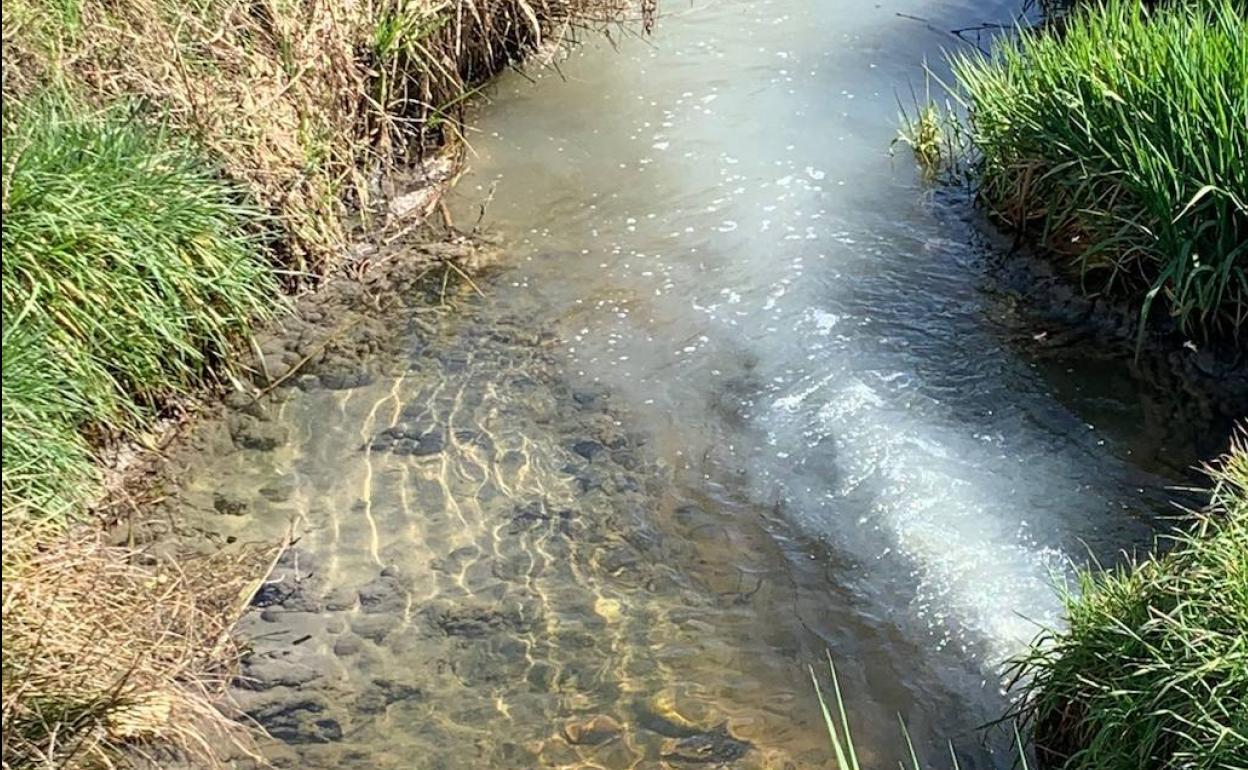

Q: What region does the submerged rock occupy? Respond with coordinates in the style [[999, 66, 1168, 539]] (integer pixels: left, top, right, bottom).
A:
[[355, 678, 423, 714], [369, 424, 446, 456], [561, 714, 623, 746], [223, 388, 265, 418], [241, 692, 339, 745], [229, 414, 288, 451], [239, 652, 334, 690], [323, 586, 357, 612], [427, 603, 530, 638], [660, 725, 752, 765], [332, 634, 363, 657], [259, 477, 297, 503], [358, 574, 408, 614], [213, 491, 248, 516], [350, 614, 399, 643], [572, 439, 606, 461]]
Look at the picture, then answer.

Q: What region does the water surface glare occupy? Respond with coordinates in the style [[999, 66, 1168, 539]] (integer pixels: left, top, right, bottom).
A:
[[194, 1, 1212, 768], [448, 0, 1197, 757]]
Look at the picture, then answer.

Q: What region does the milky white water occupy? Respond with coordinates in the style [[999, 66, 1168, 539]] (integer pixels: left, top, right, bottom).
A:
[[451, 0, 1192, 660]]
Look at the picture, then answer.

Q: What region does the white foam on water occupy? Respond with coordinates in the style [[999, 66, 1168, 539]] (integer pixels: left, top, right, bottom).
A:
[[762, 325, 1070, 663]]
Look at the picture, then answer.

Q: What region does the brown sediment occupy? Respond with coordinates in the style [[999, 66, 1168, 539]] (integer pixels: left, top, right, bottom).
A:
[[982, 228, 1248, 440], [928, 193, 1248, 454]]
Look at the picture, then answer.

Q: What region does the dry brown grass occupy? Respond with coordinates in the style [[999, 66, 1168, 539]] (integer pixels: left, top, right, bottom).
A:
[[2, 0, 649, 275], [1, 518, 276, 769]]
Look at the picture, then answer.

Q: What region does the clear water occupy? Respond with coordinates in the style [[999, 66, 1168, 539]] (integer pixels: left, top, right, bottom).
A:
[[183, 1, 1213, 768]]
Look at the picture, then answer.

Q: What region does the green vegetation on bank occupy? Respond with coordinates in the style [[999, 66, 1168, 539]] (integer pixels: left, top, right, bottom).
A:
[[3, 0, 636, 270], [908, 0, 1246, 341], [1010, 438, 1248, 770], [890, 5, 1248, 766], [2, 98, 277, 520]]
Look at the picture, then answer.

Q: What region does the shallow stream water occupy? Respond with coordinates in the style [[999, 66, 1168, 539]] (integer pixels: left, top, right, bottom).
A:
[[177, 2, 1219, 768]]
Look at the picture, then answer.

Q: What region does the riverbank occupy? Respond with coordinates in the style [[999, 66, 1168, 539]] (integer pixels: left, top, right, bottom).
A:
[[902, 0, 1244, 367], [1010, 435, 1247, 770], [1, 0, 647, 763], [896, 1, 1247, 767]]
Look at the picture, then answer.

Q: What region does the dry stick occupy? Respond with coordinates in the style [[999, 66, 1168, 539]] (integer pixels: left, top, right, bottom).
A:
[[247, 334, 273, 386], [161, 19, 207, 139], [444, 258, 486, 297], [251, 318, 361, 401], [472, 180, 499, 234], [218, 524, 295, 658], [440, 263, 453, 305]]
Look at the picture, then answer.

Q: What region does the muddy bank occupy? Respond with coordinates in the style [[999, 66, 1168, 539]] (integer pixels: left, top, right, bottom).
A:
[[938, 196, 1248, 459]]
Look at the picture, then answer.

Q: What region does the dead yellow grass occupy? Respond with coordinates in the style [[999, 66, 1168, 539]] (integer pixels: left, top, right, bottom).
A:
[[2, 0, 648, 275], [1, 519, 275, 769]]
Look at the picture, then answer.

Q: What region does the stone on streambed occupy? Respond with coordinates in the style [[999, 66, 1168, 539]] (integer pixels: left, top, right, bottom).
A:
[[222, 388, 265, 419], [324, 585, 358, 611], [571, 439, 606, 461], [351, 613, 400, 643], [250, 551, 324, 613], [314, 353, 374, 390], [562, 714, 623, 746], [660, 725, 752, 766], [229, 414, 288, 451], [429, 544, 482, 574], [358, 573, 410, 614], [425, 601, 534, 638], [239, 689, 345, 745], [354, 677, 423, 714], [213, 490, 248, 516], [332, 633, 364, 657], [238, 650, 336, 690], [368, 423, 446, 456], [259, 476, 296, 503]]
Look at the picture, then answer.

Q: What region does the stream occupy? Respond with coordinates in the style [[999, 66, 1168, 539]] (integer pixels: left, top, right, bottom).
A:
[[173, 1, 1217, 768]]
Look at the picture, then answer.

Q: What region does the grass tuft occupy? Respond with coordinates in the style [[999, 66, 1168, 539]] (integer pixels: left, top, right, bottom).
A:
[[1007, 431, 1248, 770], [903, 0, 1247, 342], [1, 96, 278, 520]]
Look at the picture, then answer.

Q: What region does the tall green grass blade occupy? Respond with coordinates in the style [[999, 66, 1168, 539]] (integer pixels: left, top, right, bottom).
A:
[[1, 94, 278, 520], [810, 664, 855, 770], [826, 651, 862, 770]]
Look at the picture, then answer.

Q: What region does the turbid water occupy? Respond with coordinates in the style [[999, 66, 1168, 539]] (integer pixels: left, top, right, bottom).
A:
[[170, 1, 1218, 768]]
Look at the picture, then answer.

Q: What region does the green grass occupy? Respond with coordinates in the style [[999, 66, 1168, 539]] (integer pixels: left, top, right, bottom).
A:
[[943, 0, 1247, 341], [811, 437, 1246, 770], [1, 97, 277, 519], [810, 653, 1031, 769], [1007, 438, 1248, 770]]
